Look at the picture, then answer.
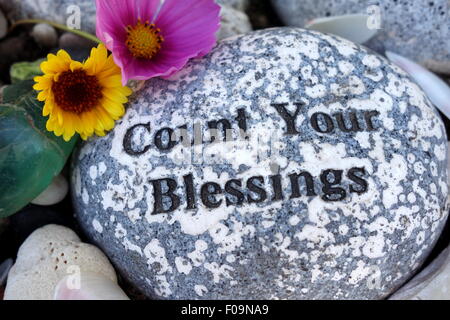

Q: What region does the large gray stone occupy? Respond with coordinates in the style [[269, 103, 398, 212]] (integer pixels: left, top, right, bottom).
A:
[[271, 0, 450, 74], [0, 0, 96, 33], [71, 28, 449, 300]]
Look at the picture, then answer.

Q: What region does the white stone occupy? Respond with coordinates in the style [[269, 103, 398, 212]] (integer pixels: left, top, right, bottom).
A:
[[218, 5, 252, 41], [31, 23, 58, 48], [54, 272, 129, 300], [216, 0, 249, 12], [390, 246, 450, 300], [4, 225, 118, 300], [31, 174, 68, 206]]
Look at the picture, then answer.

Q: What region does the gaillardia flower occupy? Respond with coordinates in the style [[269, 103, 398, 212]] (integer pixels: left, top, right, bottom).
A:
[[96, 0, 221, 84], [33, 44, 132, 141]]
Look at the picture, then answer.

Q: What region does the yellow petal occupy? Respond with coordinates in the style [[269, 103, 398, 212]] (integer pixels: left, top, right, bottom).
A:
[[37, 91, 48, 101], [70, 61, 83, 71], [64, 115, 76, 140], [46, 119, 54, 131], [99, 75, 123, 88], [103, 89, 129, 104], [101, 99, 125, 119], [56, 49, 72, 63], [43, 101, 54, 116], [95, 106, 115, 130]]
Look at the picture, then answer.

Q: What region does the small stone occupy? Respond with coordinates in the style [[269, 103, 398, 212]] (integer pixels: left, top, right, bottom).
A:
[[4, 225, 118, 300], [271, 0, 450, 74], [216, 0, 249, 12], [0, 259, 13, 286], [72, 28, 449, 299], [217, 5, 252, 41], [389, 246, 450, 300], [31, 174, 69, 206], [0, 8, 7, 40], [31, 23, 58, 48], [58, 32, 96, 51], [0, 34, 47, 83]]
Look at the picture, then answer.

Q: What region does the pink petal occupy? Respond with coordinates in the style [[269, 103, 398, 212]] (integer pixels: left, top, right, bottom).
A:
[[96, 0, 138, 40], [96, 0, 221, 83], [156, 0, 220, 59]]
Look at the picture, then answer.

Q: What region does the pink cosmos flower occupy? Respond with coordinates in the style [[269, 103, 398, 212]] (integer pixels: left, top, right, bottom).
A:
[[96, 0, 221, 85]]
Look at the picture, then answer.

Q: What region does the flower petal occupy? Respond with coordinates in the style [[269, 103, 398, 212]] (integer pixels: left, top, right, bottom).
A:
[[155, 0, 220, 58], [96, 0, 139, 42]]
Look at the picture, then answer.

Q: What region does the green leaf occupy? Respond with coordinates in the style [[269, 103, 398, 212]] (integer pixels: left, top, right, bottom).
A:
[[10, 59, 45, 84], [0, 81, 78, 218]]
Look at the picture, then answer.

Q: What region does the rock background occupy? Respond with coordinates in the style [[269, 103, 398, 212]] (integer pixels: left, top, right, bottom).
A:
[[271, 0, 450, 75]]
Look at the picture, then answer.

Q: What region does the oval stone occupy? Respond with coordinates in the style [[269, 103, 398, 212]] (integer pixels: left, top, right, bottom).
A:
[[271, 0, 450, 75], [72, 28, 449, 299]]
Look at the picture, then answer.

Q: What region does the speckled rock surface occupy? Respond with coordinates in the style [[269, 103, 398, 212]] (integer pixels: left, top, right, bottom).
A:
[[72, 28, 449, 300], [217, 5, 252, 41], [271, 0, 450, 74], [0, 0, 96, 33]]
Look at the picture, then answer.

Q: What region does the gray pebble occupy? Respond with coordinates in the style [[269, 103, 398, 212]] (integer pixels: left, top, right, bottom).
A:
[[31, 23, 58, 48], [218, 5, 252, 41]]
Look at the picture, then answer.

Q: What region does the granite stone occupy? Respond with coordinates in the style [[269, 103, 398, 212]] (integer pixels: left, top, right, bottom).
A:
[[0, 0, 95, 33], [72, 28, 449, 300], [271, 0, 450, 75]]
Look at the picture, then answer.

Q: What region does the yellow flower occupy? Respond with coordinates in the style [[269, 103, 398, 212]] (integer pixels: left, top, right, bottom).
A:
[[33, 44, 132, 141]]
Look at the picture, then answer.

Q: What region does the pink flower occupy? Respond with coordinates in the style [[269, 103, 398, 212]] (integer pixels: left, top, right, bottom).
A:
[[96, 0, 221, 85]]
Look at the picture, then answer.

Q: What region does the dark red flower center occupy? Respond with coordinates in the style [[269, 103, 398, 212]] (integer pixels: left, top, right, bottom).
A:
[[126, 19, 164, 60], [52, 69, 103, 114]]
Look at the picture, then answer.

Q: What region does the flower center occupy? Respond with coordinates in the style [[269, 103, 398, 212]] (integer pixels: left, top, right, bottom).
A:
[[126, 19, 164, 60], [52, 69, 103, 114]]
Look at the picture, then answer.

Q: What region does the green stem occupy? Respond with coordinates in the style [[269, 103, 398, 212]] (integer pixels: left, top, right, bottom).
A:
[[10, 19, 102, 44]]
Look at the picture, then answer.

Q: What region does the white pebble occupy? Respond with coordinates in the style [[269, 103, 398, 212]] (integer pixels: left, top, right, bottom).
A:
[[31, 23, 58, 48], [54, 272, 129, 300], [0, 9, 7, 40], [31, 174, 68, 206], [4, 225, 120, 300], [217, 5, 252, 41]]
